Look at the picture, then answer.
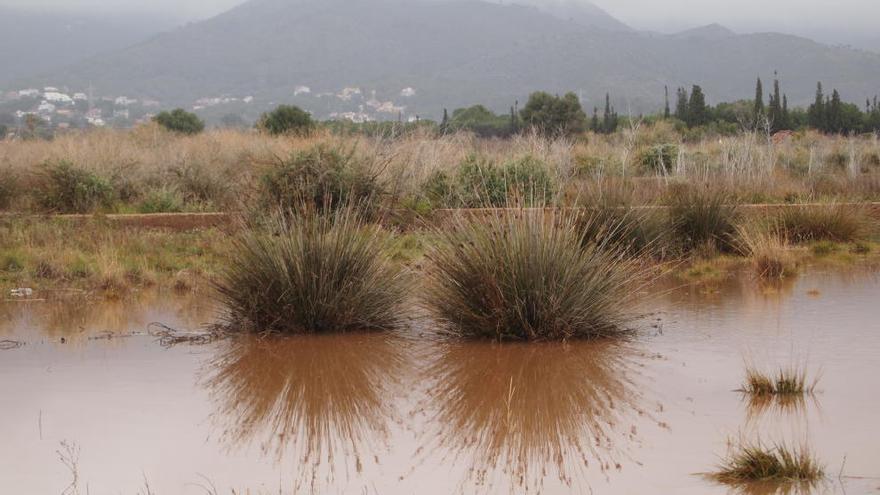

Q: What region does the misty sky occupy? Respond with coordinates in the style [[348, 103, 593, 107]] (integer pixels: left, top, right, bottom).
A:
[[2, 0, 879, 39]]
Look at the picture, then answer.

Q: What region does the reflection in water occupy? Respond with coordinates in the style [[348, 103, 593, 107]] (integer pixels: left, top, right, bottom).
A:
[[0, 291, 215, 340], [421, 339, 657, 492], [717, 479, 826, 495], [201, 333, 407, 491], [743, 393, 820, 427]]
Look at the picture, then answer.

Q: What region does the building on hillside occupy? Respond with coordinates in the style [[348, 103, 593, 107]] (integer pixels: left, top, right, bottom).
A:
[[44, 92, 74, 104], [37, 101, 57, 115]]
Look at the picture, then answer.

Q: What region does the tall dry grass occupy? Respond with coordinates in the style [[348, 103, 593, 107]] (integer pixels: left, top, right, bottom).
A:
[[1, 123, 879, 214]]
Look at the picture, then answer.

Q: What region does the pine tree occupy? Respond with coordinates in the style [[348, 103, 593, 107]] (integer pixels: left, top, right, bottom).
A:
[[591, 107, 599, 132], [440, 108, 449, 134]]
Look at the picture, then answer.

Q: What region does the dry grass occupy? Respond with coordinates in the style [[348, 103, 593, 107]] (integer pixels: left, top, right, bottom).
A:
[[737, 223, 798, 279], [776, 204, 868, 243], [0, 124, 878, 215]]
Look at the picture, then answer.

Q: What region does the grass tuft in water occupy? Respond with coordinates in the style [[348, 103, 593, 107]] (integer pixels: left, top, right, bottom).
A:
[[741, 366, 818, 396], [423, 208, 647, 341], [711, 440, 824, 484], [736, 223, 797, 280], [214, 206, 409, 334]]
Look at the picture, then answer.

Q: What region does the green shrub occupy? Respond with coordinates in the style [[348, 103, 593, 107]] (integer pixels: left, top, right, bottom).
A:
[[171, 162, 229, 207], [214, 207, 408, 334], [261, 145, 381, 213], [501, 155, 555, 205], [420, 170, 455, 207], [668, 184, 740, 254], [520, 91, 587, 137], [423, 209, 644, 341], [639, 144, 679, 173], [447, 155, 554, 207], [138, 187, 184, 214], [154, 109, 204, 135], [258, 105, 314, 136], [37, 160, 114, 213], [455, 155, 505, 207], [777, 204, 866, 243]]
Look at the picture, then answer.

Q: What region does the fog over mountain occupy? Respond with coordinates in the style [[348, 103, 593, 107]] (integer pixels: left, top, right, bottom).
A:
[[3, 0, 880, 121], [0, 7, 175, 85]]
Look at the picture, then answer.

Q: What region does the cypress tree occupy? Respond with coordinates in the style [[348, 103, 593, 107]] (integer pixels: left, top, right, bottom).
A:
[[440, 108, 449, 134], [675, 87, 689, 122], [768, 76, 782, 132], [808, 82, 825, 131], [602, 93, 618, 134], [687, 85, 709, 127], [782, 94, 790, 131], [664, 85, 671, 119], [829, 89, 842, 134], [754, 77, 765, 124], [509, 105, 518, 133]]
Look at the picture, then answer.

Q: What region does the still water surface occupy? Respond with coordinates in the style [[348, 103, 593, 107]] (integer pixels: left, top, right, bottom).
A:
[[1, 268, 878, 494]]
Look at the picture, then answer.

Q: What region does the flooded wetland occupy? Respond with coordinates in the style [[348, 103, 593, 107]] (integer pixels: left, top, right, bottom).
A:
[[1, 268, 879, 494]]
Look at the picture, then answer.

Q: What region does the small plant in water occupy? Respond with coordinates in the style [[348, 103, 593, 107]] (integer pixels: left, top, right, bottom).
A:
[[711, 439, 824, 484], [741, 366, 818, 396], [214, 206, 408, 334], [423, 207, 647, 340], [736, 223, 797, 280]]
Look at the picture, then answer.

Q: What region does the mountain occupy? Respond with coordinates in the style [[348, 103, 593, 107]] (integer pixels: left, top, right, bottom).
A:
[[673, 23, 736, 41], [515, 0, 632, 32], [0, 7, 173, 86], [15, 0, 880, 119]]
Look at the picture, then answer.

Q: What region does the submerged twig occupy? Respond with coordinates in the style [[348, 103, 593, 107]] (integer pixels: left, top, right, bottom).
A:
[[147, 322, 223, 347], [0, 339, 25, 350]]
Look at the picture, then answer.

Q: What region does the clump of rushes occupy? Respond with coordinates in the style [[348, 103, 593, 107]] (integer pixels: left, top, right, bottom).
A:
[[711, 440, 824, 484], [776, 204, 866, 243], [423, 208, 646, 341], [668, 183, 740, 254], [214, 207, 408, 334], [579, 203, 669, 258], [741, 366, 818, 396]]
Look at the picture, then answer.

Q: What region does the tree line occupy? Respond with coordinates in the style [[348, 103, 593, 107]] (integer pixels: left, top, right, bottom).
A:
[[101, 78, 880, 139]]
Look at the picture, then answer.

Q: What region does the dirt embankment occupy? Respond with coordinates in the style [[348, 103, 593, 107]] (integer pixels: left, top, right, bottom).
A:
[[2, 203, 879, 232]]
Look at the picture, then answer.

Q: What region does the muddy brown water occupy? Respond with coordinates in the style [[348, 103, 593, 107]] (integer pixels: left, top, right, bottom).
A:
[[1, 268, 879, 494]]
